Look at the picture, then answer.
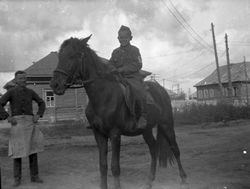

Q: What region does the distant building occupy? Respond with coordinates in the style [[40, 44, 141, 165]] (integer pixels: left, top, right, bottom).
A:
[[4, 52, 88, 123], [194, 61, 250, 106], [189, 91, 197, 100], [163, 88, 188, 110], [165, 88, 176, 99]]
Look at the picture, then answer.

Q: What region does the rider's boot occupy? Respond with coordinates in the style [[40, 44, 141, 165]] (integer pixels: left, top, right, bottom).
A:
[[137, 114, 147, 129], [137, 98, 147, 129]]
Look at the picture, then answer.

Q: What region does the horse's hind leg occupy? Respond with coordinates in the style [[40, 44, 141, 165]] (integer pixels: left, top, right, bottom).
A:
[[93, 129, 109, 189], [161, 124, 187, 184], [142, 129, 157, 189]]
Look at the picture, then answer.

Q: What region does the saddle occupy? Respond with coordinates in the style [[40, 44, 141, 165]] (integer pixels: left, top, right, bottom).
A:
[[117, 70, 159, 117], [138, 70, 152, 79]]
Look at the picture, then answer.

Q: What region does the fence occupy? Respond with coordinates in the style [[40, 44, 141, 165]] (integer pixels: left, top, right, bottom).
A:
[[42, 106, 87, 123]]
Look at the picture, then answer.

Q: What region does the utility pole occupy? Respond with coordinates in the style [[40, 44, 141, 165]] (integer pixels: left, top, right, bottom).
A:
[[172, 83, 178, 94], [0, 167, 1, 189], [177, 83, 180, 94], [188, 88, 191, 100], [243, 56, 249, 106], [211, 23, 223, 97], [225, 33, 233, 99]]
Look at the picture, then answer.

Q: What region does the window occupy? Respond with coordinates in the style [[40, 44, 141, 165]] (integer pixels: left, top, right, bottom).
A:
[[209, 89, 214, 98], [204, 89, 209, 99], [197, 90, 203, 99], [223, 88, 228, 97], [233, 87, 238, 97], [45, 90, 55, 107]]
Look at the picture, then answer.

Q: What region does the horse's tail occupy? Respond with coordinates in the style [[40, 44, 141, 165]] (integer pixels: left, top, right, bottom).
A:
[[156, 125, 175, 168], [145, 80, 176, 167]]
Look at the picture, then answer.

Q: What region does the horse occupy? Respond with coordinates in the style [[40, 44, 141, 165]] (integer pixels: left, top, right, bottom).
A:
[[50, 35, 187, 189]]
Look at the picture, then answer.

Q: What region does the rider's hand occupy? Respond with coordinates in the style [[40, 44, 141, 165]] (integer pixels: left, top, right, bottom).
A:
[[8, 117, 17, 126], [117, 67, 124, 73], [33, 114, 40, 123], [110, 68, 119, 74]]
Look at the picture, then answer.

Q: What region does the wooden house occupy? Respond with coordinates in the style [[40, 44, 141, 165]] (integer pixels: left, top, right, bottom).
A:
[[14, 52, 88, 122], [194, 61, 250, 106]]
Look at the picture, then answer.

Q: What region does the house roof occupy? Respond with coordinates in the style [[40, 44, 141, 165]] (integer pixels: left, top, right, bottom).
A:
[[25, 51, 109, 77], [25, 51, 58, 77], [3, 52, 59, 89], [194, 61, 250, 87], [3, 51, 109, 89]]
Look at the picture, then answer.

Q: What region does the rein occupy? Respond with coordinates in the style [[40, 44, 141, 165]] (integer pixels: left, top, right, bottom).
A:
[[54, 53, 94, 88]]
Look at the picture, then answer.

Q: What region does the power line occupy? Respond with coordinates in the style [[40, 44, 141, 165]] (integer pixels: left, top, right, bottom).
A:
[[160, 0, 214, 53], [230, 40, 250, 43], [167, 0, 213, 50], [164, 50, 226, 80], [230, 43, 250, 46], [179, 62, 214, 79], [144, 46, 212, 59], [144, 48, 225, 72], [144, 49, 197, 59], [182, 50, 226, 78], [165, 49, 208, 70]]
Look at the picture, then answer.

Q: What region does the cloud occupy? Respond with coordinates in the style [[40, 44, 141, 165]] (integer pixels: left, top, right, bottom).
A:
[[0, 0, 250, 93], [0, 0, 214, 72], [0, 1, 95, 71], [113, 0, 187, 46], [0, 72, 14, 94]]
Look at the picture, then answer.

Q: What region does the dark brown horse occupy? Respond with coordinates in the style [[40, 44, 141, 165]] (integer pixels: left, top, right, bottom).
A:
[[50, 35, 187, 189]]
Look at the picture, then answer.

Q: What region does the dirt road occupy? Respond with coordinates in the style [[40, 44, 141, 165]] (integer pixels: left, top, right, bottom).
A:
[[0, 120, 250, 189]]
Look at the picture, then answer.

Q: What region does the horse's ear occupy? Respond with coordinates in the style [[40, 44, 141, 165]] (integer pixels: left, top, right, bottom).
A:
[[81, 34, 92, 44]]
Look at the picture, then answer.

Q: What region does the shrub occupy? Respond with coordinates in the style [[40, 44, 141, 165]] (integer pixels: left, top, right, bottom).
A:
[[173, 103, 250, 125]]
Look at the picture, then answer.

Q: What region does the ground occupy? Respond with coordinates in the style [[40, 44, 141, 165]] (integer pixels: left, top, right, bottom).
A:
[[0, 120, 250, 189]]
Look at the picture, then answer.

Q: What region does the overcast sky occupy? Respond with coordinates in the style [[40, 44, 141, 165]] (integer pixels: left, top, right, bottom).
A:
[[0, 0, 250, 95]]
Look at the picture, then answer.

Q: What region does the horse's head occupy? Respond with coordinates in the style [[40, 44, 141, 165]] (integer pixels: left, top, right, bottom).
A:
[[50, 35, 92, 95]]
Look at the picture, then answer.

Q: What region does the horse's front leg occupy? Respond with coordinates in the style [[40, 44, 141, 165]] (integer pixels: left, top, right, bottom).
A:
[[93, 129, 109, 189], [110, 129, 121, 189]]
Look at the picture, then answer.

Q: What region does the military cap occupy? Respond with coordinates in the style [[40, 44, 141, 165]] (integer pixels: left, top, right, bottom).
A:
[[118, 25, 132, 36]]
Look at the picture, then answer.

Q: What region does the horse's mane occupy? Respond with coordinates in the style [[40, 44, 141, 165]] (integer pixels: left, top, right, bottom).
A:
[[59, 37, 81, 54], [84, 43, 115, 81], [86, 47, 109, 73]]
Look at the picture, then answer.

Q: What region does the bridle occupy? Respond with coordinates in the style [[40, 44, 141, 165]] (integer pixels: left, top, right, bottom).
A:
[[54, 52, 93, 88]]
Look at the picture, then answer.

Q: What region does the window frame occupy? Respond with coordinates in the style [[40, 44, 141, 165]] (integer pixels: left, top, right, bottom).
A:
[[204, 89, 209, 99], [209, 89, 215, 98], [197, 90, 203, 99], [44, 89, 55, 107]]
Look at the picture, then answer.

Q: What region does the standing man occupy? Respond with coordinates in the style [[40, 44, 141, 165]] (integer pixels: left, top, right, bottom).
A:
[[109, 25, 147, 129], [0, 70, 45, 187]]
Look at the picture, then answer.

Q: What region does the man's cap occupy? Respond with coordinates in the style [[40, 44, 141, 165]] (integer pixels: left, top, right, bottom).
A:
[[118, 25, 132, 36]]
